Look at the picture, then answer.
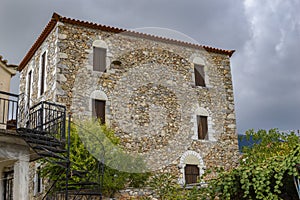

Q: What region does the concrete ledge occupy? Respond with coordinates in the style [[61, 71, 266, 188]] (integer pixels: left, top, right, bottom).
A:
[[0, 128, 19, 136]]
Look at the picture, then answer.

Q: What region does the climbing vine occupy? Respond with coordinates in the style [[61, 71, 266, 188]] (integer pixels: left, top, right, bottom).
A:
[[204, 129, 300, 199], [146, 129, 300, 200]]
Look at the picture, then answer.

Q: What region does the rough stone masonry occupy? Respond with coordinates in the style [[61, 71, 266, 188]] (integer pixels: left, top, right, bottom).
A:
[[19, 15, 239, 197]]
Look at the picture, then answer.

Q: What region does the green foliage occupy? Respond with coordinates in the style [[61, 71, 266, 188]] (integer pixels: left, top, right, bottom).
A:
[[146, 129, 300, 200], [77, 119, 150, 173], [41, 120, 150, 197], [204, 129, 300, 199], [149, 173, 179, 199], [42, 126, 299, 199], [149, 173, 208, 200]]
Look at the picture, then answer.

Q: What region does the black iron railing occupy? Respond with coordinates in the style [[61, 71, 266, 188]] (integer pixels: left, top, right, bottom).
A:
[[28, 101, 66, 140], [0, 91, 19, 129]]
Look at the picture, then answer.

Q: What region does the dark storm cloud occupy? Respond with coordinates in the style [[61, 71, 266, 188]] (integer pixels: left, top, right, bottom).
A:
[[0, 0, 299, 133], [0, 0, 249, 62], [234, 0, 300, 133]]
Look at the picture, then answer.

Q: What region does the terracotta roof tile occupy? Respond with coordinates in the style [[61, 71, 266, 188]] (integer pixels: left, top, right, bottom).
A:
[[18, 13, 235, 71]]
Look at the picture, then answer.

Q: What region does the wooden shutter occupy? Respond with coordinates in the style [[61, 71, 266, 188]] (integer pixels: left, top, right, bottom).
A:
[[93, 47, 106, 72], [194, 64, 205, 87], [197, 115, 208, 140], [40, 52, 46, 95], [92, 99, 105, 124], [185, 165, 199, 184]]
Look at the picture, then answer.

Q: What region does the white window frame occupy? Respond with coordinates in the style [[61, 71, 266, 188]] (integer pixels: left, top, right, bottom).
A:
[[191, 56, 210, 87], [25, 65, 34, 108], [192, 107, 216, 141], [178, 151, 205, 186], [92, 40, 109, 72], [90, 90, 109, 124], [38, 50, 48, 98]]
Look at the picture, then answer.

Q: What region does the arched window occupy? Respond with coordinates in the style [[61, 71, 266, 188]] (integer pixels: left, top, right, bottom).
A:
[[92, 99, 105, 123], [194, 64, 205, 87], [92, 40, 108, 72], [179, 151, 205, 185], [191, 56, 209, 87], [194, 107, 209, 140], [90, 90, 108, 124]]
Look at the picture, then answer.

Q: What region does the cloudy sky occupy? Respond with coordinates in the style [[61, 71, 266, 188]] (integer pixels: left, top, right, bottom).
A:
[[0, 0, 299, 134]]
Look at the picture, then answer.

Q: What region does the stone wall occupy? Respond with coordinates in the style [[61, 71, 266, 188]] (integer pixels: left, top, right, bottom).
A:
[[19, 20, 239, 198], [54, 22, 239, 175], [19, 26, 59, 126]]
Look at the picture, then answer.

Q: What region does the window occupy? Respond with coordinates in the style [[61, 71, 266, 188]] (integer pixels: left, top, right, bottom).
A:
[[37, 166, 42, 193], [93, 47, 106, 72], [92, 99, 105, 124], [185, 164, 199, 184], [3, 171, 13, 200], [34, 166, 42, 195], [40, 52, 46, 95], [194, 64, 205, 87], [179, 151, 205, 186], [27, 70, 32, 108], [197, 115, 208, 140]]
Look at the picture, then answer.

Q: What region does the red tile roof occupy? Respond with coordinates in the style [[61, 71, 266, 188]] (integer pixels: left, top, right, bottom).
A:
[[18, 12, 235, 71]]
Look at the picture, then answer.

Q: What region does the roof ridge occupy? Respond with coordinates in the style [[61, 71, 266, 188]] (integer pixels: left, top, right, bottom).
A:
[[18, 12, 235, 71], [56, 13, 235, 55]]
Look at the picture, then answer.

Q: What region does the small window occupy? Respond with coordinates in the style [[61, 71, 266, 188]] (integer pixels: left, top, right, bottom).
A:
[[194, 64, 205, 87], [92, 99, 106, 124], [185, 164, 199, 184], [40, 52, 46, 95], [27, 70, 32, 108], [37, 166, 42, 193], [3, 171, 13, 200], [34, 166, 42, 195], [197, 115, 208, 140], [93, 47, 106, 72]]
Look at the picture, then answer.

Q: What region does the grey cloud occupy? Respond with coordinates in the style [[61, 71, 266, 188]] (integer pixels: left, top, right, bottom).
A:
[[234, 0, 300, 133], [1, 0, 298, 133]]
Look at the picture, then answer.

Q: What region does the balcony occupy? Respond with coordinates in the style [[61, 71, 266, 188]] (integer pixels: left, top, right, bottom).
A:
[[0, 90, 66, 140], [0, 91, 18, 130]]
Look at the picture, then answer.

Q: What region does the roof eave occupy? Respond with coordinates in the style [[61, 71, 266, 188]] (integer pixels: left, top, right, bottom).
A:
[[18, 12, 235, 71], [18, 13, 59, 71], [57, 13, 235, 57]]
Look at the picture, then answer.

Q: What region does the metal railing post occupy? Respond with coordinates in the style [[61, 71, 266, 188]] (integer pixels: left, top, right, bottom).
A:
[[0, 91, 19, 129], [66, 114, 71, 200], [16, 95, 19, 128]]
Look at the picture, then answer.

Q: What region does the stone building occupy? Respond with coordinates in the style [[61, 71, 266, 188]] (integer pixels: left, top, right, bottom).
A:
[[0, 56, 31, 200], [18, 12, 239, 197]]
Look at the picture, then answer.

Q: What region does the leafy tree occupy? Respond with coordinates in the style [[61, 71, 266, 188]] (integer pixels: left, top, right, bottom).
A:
[[41, 120, 150, 197]]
